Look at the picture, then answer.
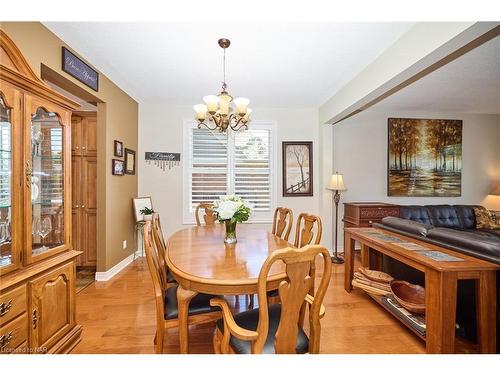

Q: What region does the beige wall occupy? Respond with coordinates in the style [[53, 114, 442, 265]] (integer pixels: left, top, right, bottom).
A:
[[332, 108, 500, 248], [138, 103, 334, 251], [0, 22, 138, 271]]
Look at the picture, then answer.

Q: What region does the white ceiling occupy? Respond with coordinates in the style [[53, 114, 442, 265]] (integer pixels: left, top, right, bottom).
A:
[[375, 35, 500, 114], [43, 22, 413, 107]]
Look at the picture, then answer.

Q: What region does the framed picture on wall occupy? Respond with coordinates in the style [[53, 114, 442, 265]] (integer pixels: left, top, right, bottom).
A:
[[112, 159, 124, 176], [133, 196, 153, 222], [125, 148, 136, 175], [282, 141, 313, 197], [114, 140, 123, 157], [387, 118, 462, 197]]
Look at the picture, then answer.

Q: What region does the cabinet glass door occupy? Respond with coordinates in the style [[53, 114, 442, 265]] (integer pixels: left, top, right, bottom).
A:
[[0, 95, 12, 267], [30, 107, 65, 257]]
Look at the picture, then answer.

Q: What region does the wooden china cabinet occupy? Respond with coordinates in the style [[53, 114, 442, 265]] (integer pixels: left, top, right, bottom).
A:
[[0, 30, 82, 353]]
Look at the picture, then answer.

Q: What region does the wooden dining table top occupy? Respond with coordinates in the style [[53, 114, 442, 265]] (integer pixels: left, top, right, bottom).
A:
[[166, 224, 290, 291]]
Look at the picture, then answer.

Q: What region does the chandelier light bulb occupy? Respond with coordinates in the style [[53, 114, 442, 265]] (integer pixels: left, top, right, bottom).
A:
[[233, 98, 250, 116], [193, 104, 208, 121], [203, 95, 220, 113]]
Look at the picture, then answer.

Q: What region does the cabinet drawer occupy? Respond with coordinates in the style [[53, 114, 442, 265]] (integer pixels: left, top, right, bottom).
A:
[[0, 284, 26, 326], [0, 313, 27, 353], [359, 207, 400, 220]]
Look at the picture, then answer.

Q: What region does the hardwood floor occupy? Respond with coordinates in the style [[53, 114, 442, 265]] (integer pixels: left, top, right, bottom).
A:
[[72, 256, 425, 354]]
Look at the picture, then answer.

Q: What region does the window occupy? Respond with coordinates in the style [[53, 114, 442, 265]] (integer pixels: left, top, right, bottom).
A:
[[183, 120, 276, 223]]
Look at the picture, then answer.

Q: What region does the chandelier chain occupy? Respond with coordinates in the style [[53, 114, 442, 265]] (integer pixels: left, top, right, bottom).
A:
[[222, 47, 227, 91]]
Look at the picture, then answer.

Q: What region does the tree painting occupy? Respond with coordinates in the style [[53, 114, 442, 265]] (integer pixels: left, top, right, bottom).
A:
[[388, 118, 462, 196], [283, 142, 313, 196]]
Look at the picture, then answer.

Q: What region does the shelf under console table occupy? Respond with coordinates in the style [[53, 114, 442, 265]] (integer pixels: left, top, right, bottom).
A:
[[343, 226, 499, 354]]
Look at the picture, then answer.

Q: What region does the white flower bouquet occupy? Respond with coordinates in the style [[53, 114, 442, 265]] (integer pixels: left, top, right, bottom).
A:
[[212, 195, 252, 243]]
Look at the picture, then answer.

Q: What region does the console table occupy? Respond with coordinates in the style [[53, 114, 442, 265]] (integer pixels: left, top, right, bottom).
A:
[[344, 227, 499, 354]]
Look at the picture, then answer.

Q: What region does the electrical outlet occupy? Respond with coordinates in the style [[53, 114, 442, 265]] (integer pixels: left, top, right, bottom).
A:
[[122, 240, 127, 249]]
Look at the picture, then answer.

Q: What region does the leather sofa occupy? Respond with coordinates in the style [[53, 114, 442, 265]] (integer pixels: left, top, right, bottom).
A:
[[373, 204, 500, 352]]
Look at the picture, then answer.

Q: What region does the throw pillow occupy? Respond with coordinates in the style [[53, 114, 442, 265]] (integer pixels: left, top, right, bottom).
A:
[[473, 207, 500, 229]]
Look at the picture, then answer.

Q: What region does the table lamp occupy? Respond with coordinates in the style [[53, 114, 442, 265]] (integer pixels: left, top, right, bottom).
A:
[[327, 172, 347, 264], [490, 183, 500, 196]]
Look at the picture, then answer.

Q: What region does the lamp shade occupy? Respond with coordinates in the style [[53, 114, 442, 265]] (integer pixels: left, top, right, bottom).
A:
[[327, 172, 346, 191], [491, 183, 500, 196]]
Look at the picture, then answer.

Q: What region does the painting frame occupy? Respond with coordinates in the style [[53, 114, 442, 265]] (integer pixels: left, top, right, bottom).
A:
[[124, 148, 136, 175], [114, 140, 123, 157], [282, 141, 313, 197], [387, 117, 463, 197], [112, 159, 124, 176], [133, 196, 153, 223]]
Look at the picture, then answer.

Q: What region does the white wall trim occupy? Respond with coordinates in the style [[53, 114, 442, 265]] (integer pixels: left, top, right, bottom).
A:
[[95, 250, 142, 282]]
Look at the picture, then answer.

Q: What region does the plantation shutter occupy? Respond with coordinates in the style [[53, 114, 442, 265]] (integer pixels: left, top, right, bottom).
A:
[[185, 121, 275, 222], [190, 128, 228, 209], [233, 129, 272, 211]]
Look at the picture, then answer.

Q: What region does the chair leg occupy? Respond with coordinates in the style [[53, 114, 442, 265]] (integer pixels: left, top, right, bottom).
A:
[[248, 294, 254, 309], [213, 328, 222, 354], [155, 326, 165, 354]]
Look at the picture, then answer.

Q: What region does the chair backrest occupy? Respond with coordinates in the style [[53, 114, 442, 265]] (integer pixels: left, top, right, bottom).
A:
[[294, 213, 322, 248], [255, 245, 332, 354], [272, 207, 293, 241], [143, 221, 166, 318], [195, 203, 217, 226], [151, 213, 169, 287]]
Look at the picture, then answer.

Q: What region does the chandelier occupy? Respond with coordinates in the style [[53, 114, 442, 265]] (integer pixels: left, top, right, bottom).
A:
[[193, 38, 251, 133]]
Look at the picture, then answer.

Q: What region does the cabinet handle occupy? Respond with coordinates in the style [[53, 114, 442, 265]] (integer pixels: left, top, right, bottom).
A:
[[0, 300, 12, 316], [82, 146, 86, 150], [32, 308, 38, 329], [26, 160, 32, 188], [76, 146, 79, 149], [0, 331, 13, 349], [81, 205, 85, 208], [75, 205, 79, 208]]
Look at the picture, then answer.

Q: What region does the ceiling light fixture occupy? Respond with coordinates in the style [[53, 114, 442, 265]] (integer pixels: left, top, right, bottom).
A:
[[193, 38, 251, 133]]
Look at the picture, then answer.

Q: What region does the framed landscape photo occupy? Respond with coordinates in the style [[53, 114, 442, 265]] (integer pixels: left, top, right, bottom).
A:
[[282, 141, 313, 197], [114, 140, 123, 157], [125, 148, 136, 175], [112, 159, 124, 176], [388, 118, 463, 197]]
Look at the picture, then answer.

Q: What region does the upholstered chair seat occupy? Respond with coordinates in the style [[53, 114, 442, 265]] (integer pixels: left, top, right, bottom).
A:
[[166, 269, 176, 284], [164, 285, 219, 320], [216, 304, 309, 354]]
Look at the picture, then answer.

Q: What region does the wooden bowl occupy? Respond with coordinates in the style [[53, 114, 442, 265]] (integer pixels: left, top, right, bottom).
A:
[[390, 280, 425, 314], [358, 267, 394, 284]]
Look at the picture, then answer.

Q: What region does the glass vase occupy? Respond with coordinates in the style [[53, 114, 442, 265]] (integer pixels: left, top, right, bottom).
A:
[[224, 220, 237, 244]]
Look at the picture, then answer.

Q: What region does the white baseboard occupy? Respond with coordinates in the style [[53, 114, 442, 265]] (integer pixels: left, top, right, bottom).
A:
[[95, 250, 142, 282]]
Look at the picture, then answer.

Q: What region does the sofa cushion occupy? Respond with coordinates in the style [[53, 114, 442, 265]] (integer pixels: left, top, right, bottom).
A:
[[426, 205, 462, 229], [427, 227, 500, 258], [381, 216, 433, 236], [454, 205, 478, 230], [399, 206, 433, 225], [476, 229, 500, 240]]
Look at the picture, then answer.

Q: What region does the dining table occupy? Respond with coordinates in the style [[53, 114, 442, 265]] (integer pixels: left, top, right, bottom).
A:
[[166, 223, 291, 353]]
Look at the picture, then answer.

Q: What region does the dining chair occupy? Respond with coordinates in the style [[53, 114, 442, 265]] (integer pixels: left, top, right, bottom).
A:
[[267, 212, 323, 304], [142, 221, 222, 354], [195, 203, 217, 226], [151, 213, 176, 287], [210, 244, 332, 354], [271, 207, 293, 241], [294, 213, 322, 248]]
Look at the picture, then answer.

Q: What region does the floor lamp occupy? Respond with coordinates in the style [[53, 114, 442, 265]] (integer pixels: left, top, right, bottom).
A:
[[327, 172, 346, 264]]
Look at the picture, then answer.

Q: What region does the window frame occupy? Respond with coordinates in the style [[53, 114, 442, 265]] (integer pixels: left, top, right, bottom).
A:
[[182, 119, 277, 224]]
